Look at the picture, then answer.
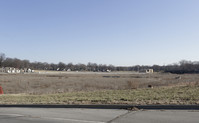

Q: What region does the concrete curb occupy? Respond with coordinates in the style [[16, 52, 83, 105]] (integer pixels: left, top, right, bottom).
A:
[[0, 105, 198, 110]]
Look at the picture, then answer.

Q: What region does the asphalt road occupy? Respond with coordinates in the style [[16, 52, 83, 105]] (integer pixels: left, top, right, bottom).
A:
[[0, 108, 198, 123]]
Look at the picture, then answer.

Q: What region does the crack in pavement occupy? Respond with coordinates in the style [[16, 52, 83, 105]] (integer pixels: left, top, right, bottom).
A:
[[106, 110, 139, 123], [0, 110, 130, 123]]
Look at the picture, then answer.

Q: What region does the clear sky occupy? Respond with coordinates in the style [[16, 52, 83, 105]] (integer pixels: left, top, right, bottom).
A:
[[0, 0, 199, 66]]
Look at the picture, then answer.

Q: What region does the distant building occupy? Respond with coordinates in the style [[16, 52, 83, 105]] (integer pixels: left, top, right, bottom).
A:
[[146, 69, 153, 74], [4, 67, 14, 73], [107, 69, 111, 72], [67, 69, 71, 72], [0, 68, 5, 73], [0, 67, 34, 74]]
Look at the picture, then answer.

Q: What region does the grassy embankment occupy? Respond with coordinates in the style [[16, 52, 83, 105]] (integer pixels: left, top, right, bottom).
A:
[[0, 85, 198, 105]]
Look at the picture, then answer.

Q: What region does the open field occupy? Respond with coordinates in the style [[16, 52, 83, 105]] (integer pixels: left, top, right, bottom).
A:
[[0, 71, 199, 94], [0, 86, 198, 105], [0, 71, 199, 104]]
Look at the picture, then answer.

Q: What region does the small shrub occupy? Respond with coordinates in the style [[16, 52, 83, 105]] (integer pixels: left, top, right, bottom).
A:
[[194, 81, 199, 86], [127, 80, 139, 89]]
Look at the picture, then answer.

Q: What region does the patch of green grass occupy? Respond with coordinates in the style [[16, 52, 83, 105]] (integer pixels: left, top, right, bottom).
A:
[[0, 86, 198, 105]]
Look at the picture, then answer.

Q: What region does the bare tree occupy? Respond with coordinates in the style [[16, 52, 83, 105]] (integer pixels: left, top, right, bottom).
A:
[[0, 53, 5, 67], [58, 62, 66, 71]]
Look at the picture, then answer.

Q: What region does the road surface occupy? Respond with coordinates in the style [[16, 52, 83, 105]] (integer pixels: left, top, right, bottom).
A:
[[0, 108, 198, 123]]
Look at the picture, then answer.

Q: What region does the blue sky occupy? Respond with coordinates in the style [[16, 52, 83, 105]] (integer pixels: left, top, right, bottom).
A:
[[0, 0, 199, 66]]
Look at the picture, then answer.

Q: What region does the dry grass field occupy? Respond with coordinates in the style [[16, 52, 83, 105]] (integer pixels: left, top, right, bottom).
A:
[[0, 86, 198, 105], [0, 71, 199, 94], [0, 71, 199, 104]]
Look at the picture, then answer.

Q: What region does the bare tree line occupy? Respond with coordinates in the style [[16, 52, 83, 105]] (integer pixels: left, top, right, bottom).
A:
[[0, 53, 199, 74], [0, 53, 116, 72]]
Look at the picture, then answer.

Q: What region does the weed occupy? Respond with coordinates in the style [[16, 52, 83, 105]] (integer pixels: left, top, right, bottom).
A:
[[127, 80, 139, 89]]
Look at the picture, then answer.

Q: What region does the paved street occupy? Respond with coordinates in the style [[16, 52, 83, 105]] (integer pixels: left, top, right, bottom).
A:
[[0, 108, 198, 123]]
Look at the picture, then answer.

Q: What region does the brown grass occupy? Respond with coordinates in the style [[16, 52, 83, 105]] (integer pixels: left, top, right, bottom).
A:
[[0, 72, 199, 94], [0, 85, 198, 105], [127, 80, 139, 89]]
